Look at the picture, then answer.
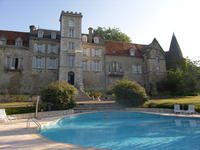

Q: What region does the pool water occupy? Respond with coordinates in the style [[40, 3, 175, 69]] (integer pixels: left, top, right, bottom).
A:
[[39, 112, 200, 150]]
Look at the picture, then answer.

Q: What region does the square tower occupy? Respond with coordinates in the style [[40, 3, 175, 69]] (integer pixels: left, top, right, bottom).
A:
[[59, 11, 83, 88]]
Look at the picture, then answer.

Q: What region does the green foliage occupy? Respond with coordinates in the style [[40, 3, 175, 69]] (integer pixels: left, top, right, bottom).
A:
[[93, 27, 131, 42], [166, 58, 187, 71], [111, 80, 148, 107], [158, 58, 200, 96], [5, 106, 35, 115], [84, 90, 103, 98], [40, 81, 78, 111]]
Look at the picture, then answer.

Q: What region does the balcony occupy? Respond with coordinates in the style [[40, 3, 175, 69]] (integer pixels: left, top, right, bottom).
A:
[[108, 71, 124, 76], [4, 66, 23, 72]]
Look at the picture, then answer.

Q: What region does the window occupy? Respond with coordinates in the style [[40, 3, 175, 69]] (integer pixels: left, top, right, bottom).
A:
[[6, 56, 23, 70], [51, 32, 56, 39], [94, 37, 99, 44], [132, 64, 142, 73], [69, 29, 74, 37], [82, 35, 87, 42], [109, 61, 122, 73], [15, 37, 23, 47], [94, 48, 98, 57], [83, 48, 87, 56], [69, 19, 75, 27], [34, 43, 45, 53], [156, 56, 160, 63], [82, 61, 87, 71], [47, 57, 58, 69], [68, 55, 75, 67], [68, 41, 74, 50], [38, 31, 44, 38], [0, 37, 6, 45], [130, 48, 135, 56], [93, 61, 101, 72], [48, 44, 58, 54], [32, 56, 45, 69], [156, 66, 160, 72]]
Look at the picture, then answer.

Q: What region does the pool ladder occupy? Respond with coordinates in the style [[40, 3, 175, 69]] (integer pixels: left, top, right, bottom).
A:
[[26, 118, 41, 131]]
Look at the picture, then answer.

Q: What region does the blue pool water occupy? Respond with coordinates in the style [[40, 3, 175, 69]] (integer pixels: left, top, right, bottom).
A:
[[38, 112, 200, 150]]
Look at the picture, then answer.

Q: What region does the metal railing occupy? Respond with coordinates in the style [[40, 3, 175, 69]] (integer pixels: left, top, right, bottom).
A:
[[26, 118, 41, 131]]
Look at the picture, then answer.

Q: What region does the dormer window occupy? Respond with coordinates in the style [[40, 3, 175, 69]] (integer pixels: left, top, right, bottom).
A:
[[15, 37, 23, 47], [51, 32, 56, 39], [94, 37, 99, 44], [0, 36, 7, 45], [38, 31, 44, 38], [130, 48, 135, 56], [69, 19, 75, 27], [82, 35, 87, 42]]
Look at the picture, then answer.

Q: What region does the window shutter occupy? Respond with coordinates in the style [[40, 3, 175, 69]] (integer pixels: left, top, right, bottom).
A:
[[41, 57, 45, 69], [11, 57, 15, 68], [87, 61, 90, 71], [99, 49, 102, 57], [32, 56, 36, 68], [6, 56, 11, 68], [92, 48, 95, 57], [55, 58, 58, 69], [99, 61, 102, 72], [19, 58, 24, 69], [87, 48, 90, 56], [42, 44, 45, 53], [48, 44, 51, 53], [47, 57, 50, 69], [34, 43, 37, 52]]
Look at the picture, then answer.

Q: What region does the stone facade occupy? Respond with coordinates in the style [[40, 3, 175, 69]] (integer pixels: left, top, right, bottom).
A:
[[0, 11, 168, 94]]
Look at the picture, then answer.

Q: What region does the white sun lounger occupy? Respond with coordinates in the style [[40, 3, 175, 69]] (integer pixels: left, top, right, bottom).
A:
[[174, 104, 182, 113], [185, 104, 195, 114], [0, 108, 15, 123], [0, 109, 8, 122]]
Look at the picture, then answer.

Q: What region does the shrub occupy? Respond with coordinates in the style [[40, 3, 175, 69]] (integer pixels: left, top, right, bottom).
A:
[[6, 106, 35, 115], [111, 80, 148, 107], [40, 81, 78, 111]]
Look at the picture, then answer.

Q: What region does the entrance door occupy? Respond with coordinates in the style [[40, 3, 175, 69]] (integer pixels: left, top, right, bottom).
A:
[[68, 71, 75, 85]]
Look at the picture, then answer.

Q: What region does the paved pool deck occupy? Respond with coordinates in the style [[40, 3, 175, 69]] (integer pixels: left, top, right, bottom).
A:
[[0, 109, 200, 150]]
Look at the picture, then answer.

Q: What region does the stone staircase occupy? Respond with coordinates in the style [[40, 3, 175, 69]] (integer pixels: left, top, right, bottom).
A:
[[75, 89, 91, 101], [74, 101, 125, 113]]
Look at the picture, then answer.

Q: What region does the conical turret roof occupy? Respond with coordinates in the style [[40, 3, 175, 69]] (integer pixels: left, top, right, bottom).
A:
[[166, 33, 183, 59]]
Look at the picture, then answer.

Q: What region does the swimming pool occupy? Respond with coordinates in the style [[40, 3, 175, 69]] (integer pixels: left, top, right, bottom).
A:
[[38, 112, 200, 150]]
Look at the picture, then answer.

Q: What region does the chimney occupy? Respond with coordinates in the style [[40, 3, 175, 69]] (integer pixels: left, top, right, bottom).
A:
[[29, 25, 36, 32], [88, 27, 93, 43]]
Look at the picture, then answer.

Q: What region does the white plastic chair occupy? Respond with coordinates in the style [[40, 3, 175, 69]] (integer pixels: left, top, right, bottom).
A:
[[174, 104, 182, 113], [186, 105, 195, 114], [0, 109, 8, 122]]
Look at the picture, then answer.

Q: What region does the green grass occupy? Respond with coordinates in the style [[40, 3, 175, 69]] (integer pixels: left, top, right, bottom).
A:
[[0, 102, 34, 108], [143, 96, 200, 112]]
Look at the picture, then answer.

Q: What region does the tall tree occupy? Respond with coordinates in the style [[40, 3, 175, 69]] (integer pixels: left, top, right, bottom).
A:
[[93, 27, 131, 42]]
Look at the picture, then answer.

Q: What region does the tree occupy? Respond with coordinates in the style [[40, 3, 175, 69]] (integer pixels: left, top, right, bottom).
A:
[[157, 58, 200, 96], [111, 80, 148, 107], [93, 27, 131, 42]]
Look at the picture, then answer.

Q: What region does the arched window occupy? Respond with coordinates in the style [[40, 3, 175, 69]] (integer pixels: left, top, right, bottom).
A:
[[82, 35, 87, 42], [130, 48, 135, 56], [0, 36, 7, 45], [94, 37, 99, 44], [69, 19, 75, 27], [15, 37, 23, 47]]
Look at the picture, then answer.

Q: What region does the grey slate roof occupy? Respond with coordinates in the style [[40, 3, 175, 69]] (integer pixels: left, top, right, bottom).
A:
[[166, 33, 183, 59]]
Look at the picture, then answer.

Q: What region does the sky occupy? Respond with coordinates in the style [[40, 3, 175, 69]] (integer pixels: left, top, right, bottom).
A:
[[0, 0, 200, 59]]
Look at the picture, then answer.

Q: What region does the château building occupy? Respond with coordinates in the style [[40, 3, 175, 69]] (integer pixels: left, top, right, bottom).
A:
[[0, 11, 182, 95]]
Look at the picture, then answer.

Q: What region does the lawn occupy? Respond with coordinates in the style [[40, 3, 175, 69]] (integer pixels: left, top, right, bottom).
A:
[[143, 96, 200, 112], [0, 102, 34, 108]]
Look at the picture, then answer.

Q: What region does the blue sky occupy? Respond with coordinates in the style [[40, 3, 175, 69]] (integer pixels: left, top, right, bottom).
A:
[[0, 0, 199, 59]]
